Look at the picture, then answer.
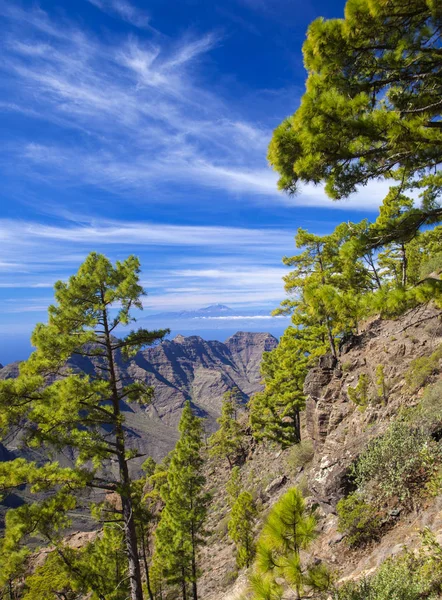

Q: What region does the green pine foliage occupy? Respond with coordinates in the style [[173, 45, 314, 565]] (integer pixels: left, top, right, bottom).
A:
[[347, 374, 370, 410], [228, 491, 257, 569], [226, 466, 242, 509], [22, 525, 129, 600], [375, 365, 387, 404], [209, 389, 246, 468], [0, 252, 169, 600], [153, 402, 210, 600], [268, 0, 442, 208], [248, 487, 331, 600], [249, 327, 308, 448], [256, 0, 442, 456], [334, 529, 442, 600], [4, 5, 442, 598], [253, 196, 442, 449]]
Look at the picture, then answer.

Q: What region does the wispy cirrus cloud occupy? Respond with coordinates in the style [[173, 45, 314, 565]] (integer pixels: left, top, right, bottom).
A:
[[0, 3, 389, 210], [1, 4, 278, 202], [86, 0, 152, 29], [0, 217, 293, 308], [0, 218, 292, 250]]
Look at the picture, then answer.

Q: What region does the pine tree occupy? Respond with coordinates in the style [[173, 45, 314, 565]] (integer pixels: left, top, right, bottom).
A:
[[249, 327, 307, 447], [339, 220, 383, 292], [132, 458, 158, 600], [208, 388, 245, 468], [0, 252, 169, 600], [226, 466, 242, 509], [250, 487, 330, 600], [228, 491, 257, 569], [154, 402, 210, 600], [22, 525, 128, 600], [250, 224, 365, 448], [268, 0, 442, 208]]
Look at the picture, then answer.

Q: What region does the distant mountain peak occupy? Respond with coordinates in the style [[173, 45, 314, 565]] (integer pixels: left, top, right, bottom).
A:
[[199, 304, 232, 312], [147, 304, 235, 321]]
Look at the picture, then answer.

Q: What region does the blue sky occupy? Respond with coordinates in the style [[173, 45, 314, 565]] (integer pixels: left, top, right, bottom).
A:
[[0, 0, 390, 364]]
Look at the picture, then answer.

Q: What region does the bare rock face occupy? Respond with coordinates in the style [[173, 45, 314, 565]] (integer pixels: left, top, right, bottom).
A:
[[0, 361, 20, 380], [0, 332, 277, 461], [304, 354, 338, 447], [305, 305, 442, 510], [199, 306, 442, 599]]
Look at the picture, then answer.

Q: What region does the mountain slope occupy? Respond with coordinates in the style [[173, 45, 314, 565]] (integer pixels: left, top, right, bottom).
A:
[[197, 305, 442, 599], [0, 331, 277, 461]]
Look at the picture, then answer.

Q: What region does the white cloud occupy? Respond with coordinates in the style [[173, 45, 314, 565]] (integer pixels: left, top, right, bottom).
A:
[[87, 0, 152, 29], [2, 298, 54, 313], [192, 315, 286, 320], [0, 219, 292, 249], [290, 179, 395, 211], [0, 4, 389, 210], [0, 216, 293, 316]]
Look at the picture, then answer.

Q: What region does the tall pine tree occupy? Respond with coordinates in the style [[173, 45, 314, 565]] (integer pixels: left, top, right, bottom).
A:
[[0, 252, 169, 600], [250, 488, 330, 600], [228, 491, 257, 569], [209, 388, 245, 468], [154, 402, 210, 600]]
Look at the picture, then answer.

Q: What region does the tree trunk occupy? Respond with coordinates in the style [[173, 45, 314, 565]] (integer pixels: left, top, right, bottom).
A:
[[191, 526, 198, 600], [401, 242, 408, 288], [102, 298, 144, 600], [326, 318, 337, 360], [181, 568, 187, 600], [141, 527, 154, 600], [294, 408, 301, 443], [366, 254, 382, 289], [117, 426, 144, 600]]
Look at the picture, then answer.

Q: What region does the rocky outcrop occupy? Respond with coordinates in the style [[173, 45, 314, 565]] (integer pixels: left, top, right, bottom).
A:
[[306, 305, 442, 509], [0, 361, 20, 379], [197, 305, 442, 599], [304, 353, 337, 446]]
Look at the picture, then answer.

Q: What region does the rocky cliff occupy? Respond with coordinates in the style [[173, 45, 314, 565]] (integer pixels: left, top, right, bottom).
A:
[[198, 304, 442, 599]]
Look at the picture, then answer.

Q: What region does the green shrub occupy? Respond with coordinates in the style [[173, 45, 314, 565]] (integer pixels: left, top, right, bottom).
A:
[[216, 514, 230, 540], [420, 252, 442, 279], [347, 374, 370, 409], [407, 380, 442, 433], [287, 439, 314, 471], [221, 569, 238, 587], [336, 492, 380, 547], [352, 421, 442, 506], [333, 554, 424, 600], [333, 532, 442, 600], [375, 365, 387, 404], [405, 345, 442, 392], [296, 475, 311, 498]]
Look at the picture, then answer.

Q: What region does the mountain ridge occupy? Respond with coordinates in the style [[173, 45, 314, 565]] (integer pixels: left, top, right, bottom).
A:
[[145, 304, 274, 321], [0, 331, 277, 461]]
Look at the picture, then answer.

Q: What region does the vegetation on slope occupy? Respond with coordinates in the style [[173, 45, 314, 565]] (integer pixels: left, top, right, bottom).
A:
[[1, 0, 442, 598]]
